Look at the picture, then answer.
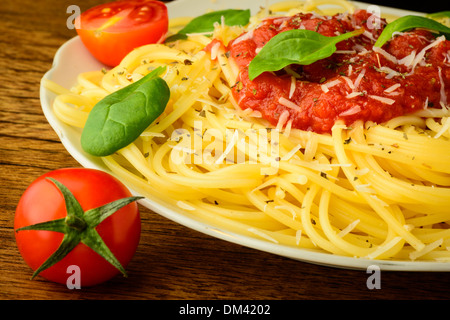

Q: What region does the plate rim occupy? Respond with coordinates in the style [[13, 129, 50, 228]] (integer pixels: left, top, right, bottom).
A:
[[40, 0, 449, 272]]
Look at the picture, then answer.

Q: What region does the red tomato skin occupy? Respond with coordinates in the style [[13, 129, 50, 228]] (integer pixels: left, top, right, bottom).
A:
[[75, 0, 169, 67], [14, 168, 141, 287]]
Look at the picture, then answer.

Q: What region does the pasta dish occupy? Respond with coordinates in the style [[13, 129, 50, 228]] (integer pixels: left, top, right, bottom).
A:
[[44, 0, 450, 264]]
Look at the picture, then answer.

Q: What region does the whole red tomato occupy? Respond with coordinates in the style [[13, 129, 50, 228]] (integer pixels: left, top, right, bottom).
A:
[[14, 168, 142, 287], [75, 0, 169, 66]]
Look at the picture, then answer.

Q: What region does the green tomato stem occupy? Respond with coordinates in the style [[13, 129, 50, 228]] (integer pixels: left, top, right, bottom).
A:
[[65, 215, 87, 231]]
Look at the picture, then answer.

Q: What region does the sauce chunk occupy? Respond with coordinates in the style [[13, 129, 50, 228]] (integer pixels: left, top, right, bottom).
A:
[[227, 10, 450, 133]]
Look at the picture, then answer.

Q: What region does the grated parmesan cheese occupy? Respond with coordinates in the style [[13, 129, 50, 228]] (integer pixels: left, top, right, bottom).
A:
[[384, 83, 401, 93], [369, 194, 389, 207], [372, 46, 398, 64], [434, 117, 450, 139], [355, 167, 370, 176], [279, 97, 301, 111], [242, 107, 263, 118], [346, 91, 362, 99], [410, 35, 445, 72], [355, 183, 375, 193], [354, 68, 366, 89], [409, 238, 443, 261], [215, 129, 238, 164], [283, 119, 293, 137], [176, 201, 196, 211], [335, 50, 357, 55], [247, 227, 279, 243], [369, 95, 395, 105], [338, 219, 360, 238], [289, 76, 296, 99], [398, 50, 416, 67], [321, 79, 341, 93], [366, 236, 403, 259], [276, 110, 290, 131], [281, 144, 302, 161], [342, 76, 355, 90], [339, 105, 361, 116], [209, 41, 221, 60], [232, 29, 254, 45], [275, 205, 297, 219], [295, 229, 302, 245], [376, 66, 402, 79], [363, 30, 377, 42], [141, 131, 166, 138]]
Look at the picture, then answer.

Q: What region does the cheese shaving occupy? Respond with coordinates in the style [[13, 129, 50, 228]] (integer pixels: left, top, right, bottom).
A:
[[176, 201, 196, 211], [354, 68, 366, 89], [346, 91, 362, 99], [247, 228, 279, 243], [372, 46, 398, 64], [289, 76, 296, 99], [438, 66, 448, 108], [398, 50, 416, 67], [276, 110, 290, 131], [369, 95, 395, 105], [339, 105, 361, 116], [282, 144, 302, 161], [232, 29, 254, 45], [410, 36, 445, 72], [434, 117, 450, 139], [295, 229, 302, 245], [210, 41, 221, 60], [338, 219, 360, 238], [366, 236, 403, 260], [321, 79, 341, 93], [409, 238, 443, 261], [384, 83, 401, 93], [278, 97, 301, 111], [342, 76, 355, 90]]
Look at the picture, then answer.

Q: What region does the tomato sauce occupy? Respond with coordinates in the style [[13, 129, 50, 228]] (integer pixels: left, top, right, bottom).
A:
[[225, 10, 450, 133]]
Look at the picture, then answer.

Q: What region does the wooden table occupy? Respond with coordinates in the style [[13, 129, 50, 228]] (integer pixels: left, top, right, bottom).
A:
[[1, 0, 449, 302]]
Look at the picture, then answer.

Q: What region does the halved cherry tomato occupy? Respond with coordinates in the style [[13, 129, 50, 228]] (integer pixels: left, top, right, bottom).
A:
[[14, 168, 142, 287], [75, 0, 169, 66]]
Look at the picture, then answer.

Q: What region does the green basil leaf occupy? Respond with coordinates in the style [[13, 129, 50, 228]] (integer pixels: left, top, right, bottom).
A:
[[81, 66, 170, 157], [165, 9, 251, 42], [164, 33, 188, 43], [248, 28, 363, 80], [178, 9, 250, 34], [374, 15, 450, 48], [426, 11, 450, 20]]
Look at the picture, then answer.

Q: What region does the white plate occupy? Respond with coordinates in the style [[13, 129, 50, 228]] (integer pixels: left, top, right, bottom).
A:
[[40, 0, 449, 271]]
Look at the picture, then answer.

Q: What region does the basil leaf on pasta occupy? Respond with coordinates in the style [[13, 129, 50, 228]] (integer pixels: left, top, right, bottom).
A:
[[165, 9, 250, 42], [178, 9, 250, 34], [248, 28, 363, 80], [81, 66, 170, 157]]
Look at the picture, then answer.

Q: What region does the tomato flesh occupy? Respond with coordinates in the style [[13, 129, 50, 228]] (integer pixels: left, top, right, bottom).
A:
[[14, 168, 141, 287], [76, 0, 169, 66]]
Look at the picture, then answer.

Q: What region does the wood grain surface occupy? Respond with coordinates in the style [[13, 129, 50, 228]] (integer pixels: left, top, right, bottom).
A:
[[1, 0, 449, 302]]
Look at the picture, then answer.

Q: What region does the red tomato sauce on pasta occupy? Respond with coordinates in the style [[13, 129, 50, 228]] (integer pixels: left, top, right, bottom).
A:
[[224, 10, 450, 133]]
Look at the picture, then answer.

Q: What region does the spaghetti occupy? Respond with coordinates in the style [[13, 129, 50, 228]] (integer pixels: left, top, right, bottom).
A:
[[46, 0, 450, 262]]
